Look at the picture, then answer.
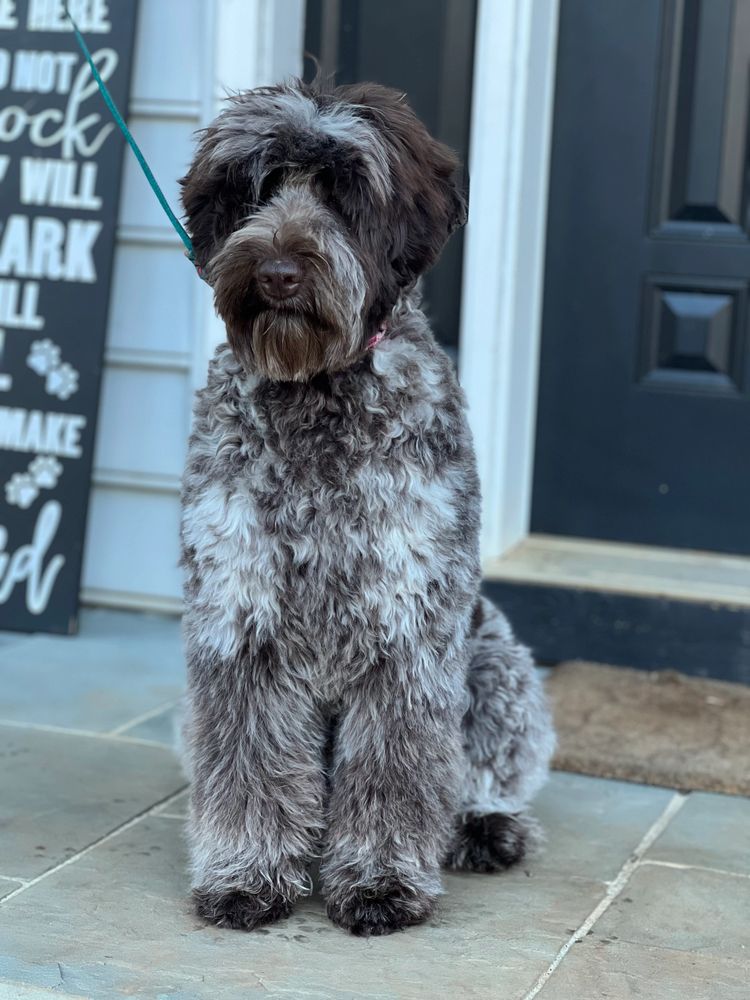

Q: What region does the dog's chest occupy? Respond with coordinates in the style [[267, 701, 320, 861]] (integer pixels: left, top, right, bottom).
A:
[[245, 379, 453, 633], [183, 351, 464, 685]]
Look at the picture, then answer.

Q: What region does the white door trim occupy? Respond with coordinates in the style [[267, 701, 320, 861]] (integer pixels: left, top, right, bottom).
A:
[[459, 0, 560, 561]]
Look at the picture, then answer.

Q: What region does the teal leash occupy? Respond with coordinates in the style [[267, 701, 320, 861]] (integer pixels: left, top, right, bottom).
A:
[[63, 3, 204, 278]]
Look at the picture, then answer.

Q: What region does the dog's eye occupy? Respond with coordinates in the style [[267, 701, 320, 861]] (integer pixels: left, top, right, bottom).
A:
[[258, 168, 284, 204], [317, 167, 336, 192], [315, 168, 349, 220]]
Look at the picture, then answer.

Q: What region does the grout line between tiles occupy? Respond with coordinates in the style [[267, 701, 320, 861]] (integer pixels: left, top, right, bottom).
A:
[[0, 785, 189, 907], [0, 718, 174, 751], [156, 812, 188, 820], [108, 699, 179, 736], [639, 858, 750, 880], [521, 791, 689, 1000], [0, 875, 29, 886]]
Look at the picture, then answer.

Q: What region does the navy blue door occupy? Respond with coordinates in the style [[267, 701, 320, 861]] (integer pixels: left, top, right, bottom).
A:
[[534, 0, 750, 555]]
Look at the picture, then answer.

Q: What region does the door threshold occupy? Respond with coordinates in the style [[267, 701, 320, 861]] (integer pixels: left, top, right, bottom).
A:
[[484, 534, 750, 609]]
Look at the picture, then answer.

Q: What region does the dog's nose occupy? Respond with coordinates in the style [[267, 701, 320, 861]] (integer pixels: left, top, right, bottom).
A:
[[257, 258, 302, 300]]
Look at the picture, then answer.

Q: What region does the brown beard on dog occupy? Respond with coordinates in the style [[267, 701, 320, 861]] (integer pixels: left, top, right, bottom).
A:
[[209, 222, 364, 382], [239, 310, 334, 382]]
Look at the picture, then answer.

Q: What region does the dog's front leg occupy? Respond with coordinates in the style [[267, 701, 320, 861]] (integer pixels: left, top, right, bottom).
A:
[[185, 642, 326, 931], [322, 658, 463, 936]]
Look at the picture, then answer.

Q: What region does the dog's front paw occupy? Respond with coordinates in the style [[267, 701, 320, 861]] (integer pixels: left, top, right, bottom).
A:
[[326, 879, 435, 937], [193, 886, 293, 931]]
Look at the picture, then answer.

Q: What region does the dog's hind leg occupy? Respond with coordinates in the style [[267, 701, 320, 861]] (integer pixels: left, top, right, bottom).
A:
[[446, 596, 556, 872]]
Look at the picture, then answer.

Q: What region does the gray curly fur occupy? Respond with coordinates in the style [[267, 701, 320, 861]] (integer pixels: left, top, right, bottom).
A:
[[179, 79, 554, 936]]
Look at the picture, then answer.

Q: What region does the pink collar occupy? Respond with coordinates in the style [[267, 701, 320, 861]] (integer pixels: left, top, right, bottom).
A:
[[367, 321, 388, 350]]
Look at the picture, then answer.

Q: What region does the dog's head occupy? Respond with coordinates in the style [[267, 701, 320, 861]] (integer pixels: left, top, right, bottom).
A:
[[181, 81, 466, 382]]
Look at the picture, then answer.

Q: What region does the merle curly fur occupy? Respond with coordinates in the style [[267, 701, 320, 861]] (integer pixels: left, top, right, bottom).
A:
[[179, 79, 555, 937]]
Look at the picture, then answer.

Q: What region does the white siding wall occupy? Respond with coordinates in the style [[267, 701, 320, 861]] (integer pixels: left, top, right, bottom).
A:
[[81, 0, 304, 612]]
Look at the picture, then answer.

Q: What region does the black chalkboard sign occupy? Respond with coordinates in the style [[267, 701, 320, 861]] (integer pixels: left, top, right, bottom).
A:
[[0, 0, 139, 633]]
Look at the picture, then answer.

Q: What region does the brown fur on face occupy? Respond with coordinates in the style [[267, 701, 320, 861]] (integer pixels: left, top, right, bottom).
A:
[[209, 215, 357, 381], [180, 80, 466, 381]]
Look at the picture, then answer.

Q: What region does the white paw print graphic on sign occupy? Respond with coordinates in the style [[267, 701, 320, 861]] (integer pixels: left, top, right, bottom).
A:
[[29, 455, 63, 490], [5, 472, 40, 510], [27, 339, 62, 376], [45, 362, 79, 401], [5, 455, 65, 510], [26, 339, 79, 400]]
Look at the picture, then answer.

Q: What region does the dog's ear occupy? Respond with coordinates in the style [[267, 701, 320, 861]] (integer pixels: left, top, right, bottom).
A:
[[338, 83, 467, 286], [180, 126, 247, 269]]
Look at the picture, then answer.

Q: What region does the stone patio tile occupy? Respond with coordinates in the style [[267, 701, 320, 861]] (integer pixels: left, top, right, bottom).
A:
[[154, 789, 189, 817], [0, 632, 27, 650], [538, 864, 750, 999], [0, 610, 184, 733], [0, 815, 608, 1000], [124, 703, 178, 746], [0, 878, 24, 901], [645, 792, 750, 875], [0, 725, 185, 879], [0, 983, 93, 999], [600, 865, 750, 956], [539, 938, 749, 1000], [533, 772, 675, 880], [76, 608, 180, 643]]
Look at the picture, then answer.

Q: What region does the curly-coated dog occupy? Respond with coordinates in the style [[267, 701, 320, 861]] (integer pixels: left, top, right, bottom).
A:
[[179, 79, 555, 937]]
